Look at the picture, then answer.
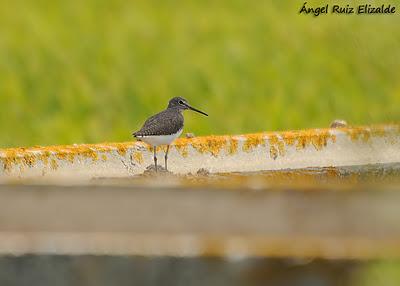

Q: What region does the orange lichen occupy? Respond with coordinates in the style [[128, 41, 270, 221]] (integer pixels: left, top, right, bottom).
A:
[[174, 143, 189, 157], [237, 128, 338, 160], [55, 151, 75, 163], [158, 145, 168, 153], [283, 134, 296, 146], [0, 141, 137, 172], [299, 132, 330, 150], [279, 129, 336, 151], [50, 159, 58, 170], [227, 138, 238, 155], [132, 151, 144, 164], [139, 143, 170, 153], [174, 136, 240, 157], [268, 134, 285, 158], [270, 146, 278, 160], [345, 128, 371, 142], [38, 151, 50, 165], [1, 149, 38, 172], [191, 136, 228, 157], [370, 126, 388, 137], [344, 125, 397, 143], [0, 124, 398, 174], [89, 150, 99, 161], [242, 134, 266, 152], [174, 136, 228, 157], [22, 154, 36, 167], [116, 144, 128, 156], [2, 153, 17, 172]]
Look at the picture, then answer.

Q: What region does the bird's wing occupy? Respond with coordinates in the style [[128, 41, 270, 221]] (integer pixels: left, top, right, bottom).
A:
[[133, 110, 183, 137]]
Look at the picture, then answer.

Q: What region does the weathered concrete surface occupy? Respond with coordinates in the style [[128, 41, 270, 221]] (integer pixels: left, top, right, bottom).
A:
[[0, 124, 399, 179], [0, 185, 399, 258], [91, 163, 400, 191]]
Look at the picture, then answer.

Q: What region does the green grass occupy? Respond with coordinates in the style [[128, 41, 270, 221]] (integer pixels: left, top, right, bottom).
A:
[[352, 260, 400, 286], [0, 0, 399, 147]]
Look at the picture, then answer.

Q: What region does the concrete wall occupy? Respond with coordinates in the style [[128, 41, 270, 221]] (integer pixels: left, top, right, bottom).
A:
[[0, 184, 399, 259], [0, 124, 399, 179], [0, 256, 357, 286]]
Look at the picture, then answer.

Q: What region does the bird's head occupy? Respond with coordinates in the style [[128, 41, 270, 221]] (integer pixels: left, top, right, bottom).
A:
[[168, 97, 208, 116]]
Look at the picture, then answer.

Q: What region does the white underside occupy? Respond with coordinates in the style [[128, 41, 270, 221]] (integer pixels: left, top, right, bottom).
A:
[[137, 129, 183, 147]]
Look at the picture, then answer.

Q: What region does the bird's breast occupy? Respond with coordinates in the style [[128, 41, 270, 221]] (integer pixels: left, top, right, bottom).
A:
[[137, 129, 183, 147]]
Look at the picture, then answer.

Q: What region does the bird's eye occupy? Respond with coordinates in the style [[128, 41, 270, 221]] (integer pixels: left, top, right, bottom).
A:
[[178, 100, 184, 105]]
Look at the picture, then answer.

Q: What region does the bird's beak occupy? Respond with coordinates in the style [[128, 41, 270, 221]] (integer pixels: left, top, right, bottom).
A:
[[185, 103, 208, 116]]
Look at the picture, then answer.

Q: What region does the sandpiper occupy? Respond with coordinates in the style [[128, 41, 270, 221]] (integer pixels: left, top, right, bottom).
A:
[[133, 97, 208, 172]]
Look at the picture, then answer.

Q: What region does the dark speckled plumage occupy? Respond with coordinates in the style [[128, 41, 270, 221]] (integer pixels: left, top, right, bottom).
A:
[[133, 108, 184, 137], [133, 97, 208, 138], [132, 97, 207, 172]]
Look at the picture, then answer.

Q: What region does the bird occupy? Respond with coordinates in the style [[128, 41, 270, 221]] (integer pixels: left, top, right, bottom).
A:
[[133, 97, 208, 172]]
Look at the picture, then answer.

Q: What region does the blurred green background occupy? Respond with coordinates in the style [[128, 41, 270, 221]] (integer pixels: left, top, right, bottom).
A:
[[0, 0, 399, 148]]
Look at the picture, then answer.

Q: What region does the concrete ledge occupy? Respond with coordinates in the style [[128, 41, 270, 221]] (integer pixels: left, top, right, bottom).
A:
[[1, 124, 399, 179]]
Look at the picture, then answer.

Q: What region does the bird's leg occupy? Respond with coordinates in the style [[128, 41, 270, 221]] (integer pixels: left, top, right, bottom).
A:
[[153, 146, 158, 172], [164, 145, 170, 171]]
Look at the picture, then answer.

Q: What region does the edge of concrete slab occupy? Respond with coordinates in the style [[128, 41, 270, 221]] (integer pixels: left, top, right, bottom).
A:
[[1, 124, 399, 179], [1, 232, 399, 259]]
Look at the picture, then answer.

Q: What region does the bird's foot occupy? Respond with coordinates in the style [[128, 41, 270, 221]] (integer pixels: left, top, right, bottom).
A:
[[144, 164, 171, 175]]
